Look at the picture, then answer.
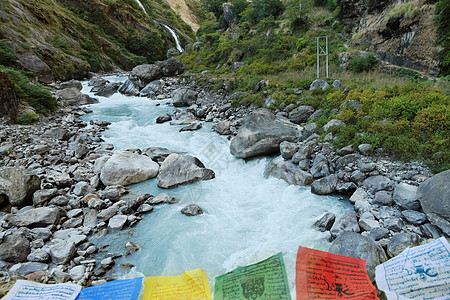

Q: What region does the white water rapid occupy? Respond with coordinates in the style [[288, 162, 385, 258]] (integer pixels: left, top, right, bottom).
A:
[[161, 23, 184, 53], [81, 77, 352, 297]]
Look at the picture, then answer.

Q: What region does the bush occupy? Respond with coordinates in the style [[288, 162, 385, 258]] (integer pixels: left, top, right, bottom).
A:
[[296, 38, 307, 51], [0, 39, 17, 67], [16, 112, 39, 125], [386, 2, 419, 21], [0, 66, 57, 114], [348, 53, 378, 73]]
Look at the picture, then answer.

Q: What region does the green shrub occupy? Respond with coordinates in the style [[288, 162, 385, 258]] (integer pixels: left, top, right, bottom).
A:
[[0, 66, 57, 114], [296, 38, 307, 51], [0, 39, 17, 67], [387, 2, 419, 21], [16, 112, 39, 125], [348, 53, 378, 73], [435, 0, 450, 76]]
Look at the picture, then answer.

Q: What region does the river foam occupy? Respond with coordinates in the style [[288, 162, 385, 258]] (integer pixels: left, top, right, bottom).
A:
[[81, 77, 352, 296]]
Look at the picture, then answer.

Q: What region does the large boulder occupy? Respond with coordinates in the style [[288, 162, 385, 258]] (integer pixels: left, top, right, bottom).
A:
[[161, 58, 185, 76], [288, 106, 315, 124], [118, 79, 140, 96], [6, 207, 60, 228], [0, 233, 30, 263], [140, 80, 165, 97], [55, 88, 97, 106], [129, 64, 162, 88], [329, 232, 387, 281], [309, 79, 329, 91], [363, 175, 393, 193], [264, 156, 313, 186], [311, 175, 338, 195], [157, 153, 215, 189], [0, 72, 19, 120], [95, 82, 121, 97], [393, 182, 419, 210], [0, 167, 41, 207], [47, 239, 76, 264], [100, 150, 159, 186], [230, 109, 301, 159], [330, 211, 360, 238], [172, 88, 197, 107], [417, 170, 450, 235]]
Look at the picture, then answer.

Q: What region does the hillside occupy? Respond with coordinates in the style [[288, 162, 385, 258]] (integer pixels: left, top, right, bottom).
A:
[[0, 0, 194, 82]]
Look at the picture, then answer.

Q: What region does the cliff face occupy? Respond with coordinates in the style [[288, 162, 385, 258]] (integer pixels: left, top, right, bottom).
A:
[[340, 0, 440, 75], [0, 0, 192, 82]]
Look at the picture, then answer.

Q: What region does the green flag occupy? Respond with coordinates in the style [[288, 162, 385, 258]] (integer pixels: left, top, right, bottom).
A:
[[214, 252, 291, 300]]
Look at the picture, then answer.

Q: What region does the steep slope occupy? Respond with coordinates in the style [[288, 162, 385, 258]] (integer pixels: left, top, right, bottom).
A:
[[339, 0, 440, 75], [0, 0, 193, 82]]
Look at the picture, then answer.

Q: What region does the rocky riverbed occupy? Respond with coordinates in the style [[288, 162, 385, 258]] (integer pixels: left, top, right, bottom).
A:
[[0, 59, 449, 296]]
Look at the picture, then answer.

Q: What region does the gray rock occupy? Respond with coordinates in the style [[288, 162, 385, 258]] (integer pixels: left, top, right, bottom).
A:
[[6, 207, 60, 228], [97, 206, 119, 221], [309, 79, 329, 91], [363, 176, 393, 193], [288, 106, 315, 124], [384, 218, 404, 231], [59, 79, 82, 91], [213, 120, 231, 135], [56, 88, 97, 106], [314, 213, 336, 232], [0, 233, 30, 262], [387, 233, 420, 258], [95, 82, 121, 97], [137, 204, 154, 213], [48, 239, 76, 264], [335, 154, 362, 171], [100, 150, 159, 186], [336, 182, 357, 195], [29, 228, 52, 241], [43, 128, 71, 141], [157, 153, 215, 189], [419, 223, 441, 239], [180, 122, 202, 132], [156, 114, 172, 124], [232, 62, 244, 73], [393, 183, 419, 210], [149, 193, 177, 205], [101, 257, 115, 269], [181, 204, 203, 216], [401, 210, 427, 225], [108, 215, 128, 230], [417, 170, 450, 235], [337, 145, 354, 156], [27, 249, 50, 262], [330, 211, 360, 238], [118, 79, 139, 96], [0, 143, 14, 156], [125, 242, 141, 252], [73, 181, 94, 196], [161, 58, 185, 77], [69, 265, 86, 281], [49, 195, 69, 206], [329, 232, 387, 281], [83, 208, 98, 228], [0, 167, 40, 206], [254, 80, 267, 92], [358, 144, 373, 155], [230, 109, 301, 159], [310, 154, 330, 178], [280, 141, 299, 160], [350, 170, 366, 184], [332, 80, 344, 90], [264, 156, 313, 186], [311, 175, 338, 195], [373, 191, 393, 206], [323, 119, 344, 132], [172, 88, 197, 107], [9, 262, 48, 279], [359, 218, 380, 231], [140, 80, 165, 97], [367, 227, 389, 241], [222, 2, 236, 26], [359, 162, 376, 173], [129, 64, 162, 88], [33, 188, 59, 206], [302, 122, 318, 140], [341, 100, 362, 110]]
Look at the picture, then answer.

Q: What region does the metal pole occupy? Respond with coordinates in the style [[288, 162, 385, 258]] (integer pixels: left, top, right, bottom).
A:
[[317, 37, 319, 79], [326, 36, 329, 78]]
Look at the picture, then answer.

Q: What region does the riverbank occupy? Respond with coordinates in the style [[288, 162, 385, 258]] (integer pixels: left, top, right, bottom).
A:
[[0, 67, 449, 297]]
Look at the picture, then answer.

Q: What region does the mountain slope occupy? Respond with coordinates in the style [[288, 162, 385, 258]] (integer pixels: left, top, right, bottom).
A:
[[0, 0, 193, 82]]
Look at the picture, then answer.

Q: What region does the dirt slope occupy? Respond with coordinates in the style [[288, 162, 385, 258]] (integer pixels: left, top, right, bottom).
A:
[[165, 0, 200, 31]]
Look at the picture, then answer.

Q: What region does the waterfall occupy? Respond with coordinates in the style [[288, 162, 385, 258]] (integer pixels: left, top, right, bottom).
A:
[[135, 0, 147, 15], [161, 24, 184, 53]]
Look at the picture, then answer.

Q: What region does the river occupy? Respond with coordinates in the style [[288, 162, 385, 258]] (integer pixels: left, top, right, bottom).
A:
[[81, 76, 352, 296]]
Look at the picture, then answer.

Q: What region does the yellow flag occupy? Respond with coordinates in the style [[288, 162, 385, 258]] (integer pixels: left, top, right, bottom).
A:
[[143, 268, 212, 300]]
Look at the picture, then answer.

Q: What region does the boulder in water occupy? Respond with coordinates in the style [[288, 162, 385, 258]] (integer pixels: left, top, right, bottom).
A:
[[172, 88, 197, 107], [56, 88, 98, 106], [118, 79, 140, 96], [100, 150, 159, 186], [129, 64, 162, 88], [157, 153, 215, 189], [264, 156, 313, 186], [230, 108, 301, 159]]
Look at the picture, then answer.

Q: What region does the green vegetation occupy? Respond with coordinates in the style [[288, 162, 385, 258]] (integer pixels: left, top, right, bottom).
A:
[[178, 0, 450, 172], [16, 112, 39, 125], [386, 2, 419, 21], [0, 40, 17, 67], [435, 0, 450, 76], [0, 66, 57, 114]]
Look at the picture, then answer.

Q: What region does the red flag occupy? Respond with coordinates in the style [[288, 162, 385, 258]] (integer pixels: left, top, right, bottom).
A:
[[296, 246, 379, 300]]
